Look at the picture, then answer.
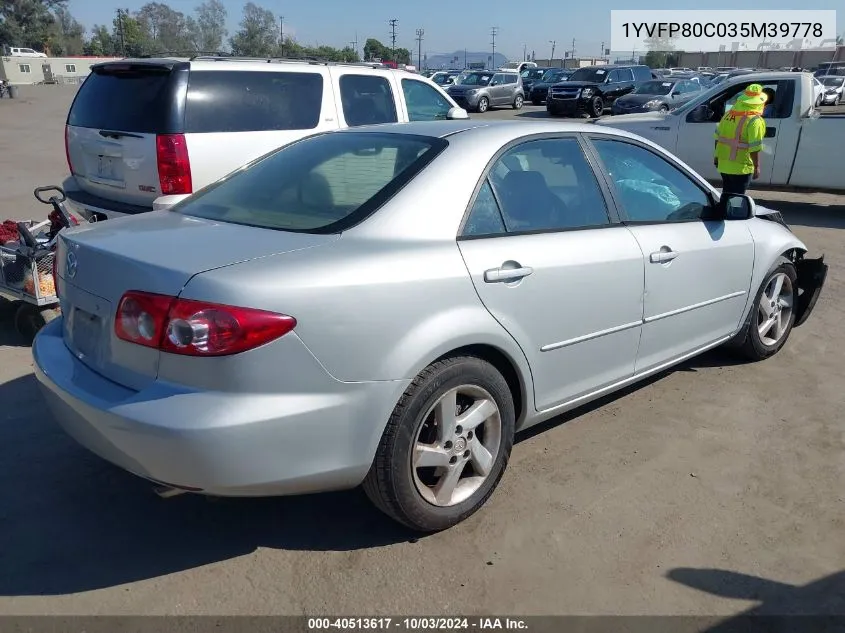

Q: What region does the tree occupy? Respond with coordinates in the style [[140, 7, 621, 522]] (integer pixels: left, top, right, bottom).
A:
[[0, 0, 67, 51], [47, 5, 85, 56], [363, 37, 389, 61], [187, 0, 227, 53], [137, 2, 192, 53], [84, 24, 115, 56], [643, 34, 677, 68], [229, 2, 277, 56], [112, 10, 150, 57], [394, 47, 411, 65]]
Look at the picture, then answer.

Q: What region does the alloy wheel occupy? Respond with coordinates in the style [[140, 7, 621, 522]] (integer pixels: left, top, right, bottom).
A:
[[757, 272, 794, 346], [411, 385, 502, 507]]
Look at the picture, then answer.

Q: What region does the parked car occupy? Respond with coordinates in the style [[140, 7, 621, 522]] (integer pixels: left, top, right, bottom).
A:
[[430, 70, 462, 89], [445, 70, 524, 113], [519, 66, 551, 98], [811, 75, 825, 106], [819, 75, 845, 105], [596, 72, 845, 192], [547, 64, 652, 118], [35, 120, 827, 532], [529, 68, 573, 105], [611, 78, 703, 114], [61, 57, 467, 221], [7, 46, 47, 58]]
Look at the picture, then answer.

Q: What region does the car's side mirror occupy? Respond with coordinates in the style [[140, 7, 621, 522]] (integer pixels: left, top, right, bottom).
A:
[[690, 104, 715, 122], [717, 192, 755, 220], [447, 106, 469, 120], [672, 91, 681, 96]]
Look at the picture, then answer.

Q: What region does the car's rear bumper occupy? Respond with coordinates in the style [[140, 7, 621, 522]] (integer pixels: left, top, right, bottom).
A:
[[33, 318, 409, 497], [62, 179, 152, 221]]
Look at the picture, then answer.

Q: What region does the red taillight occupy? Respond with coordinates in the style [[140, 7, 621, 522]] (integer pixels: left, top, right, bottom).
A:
[[156, 134, 193, 195], [114, 291, 296, 356], [65, 125, 74, 175]]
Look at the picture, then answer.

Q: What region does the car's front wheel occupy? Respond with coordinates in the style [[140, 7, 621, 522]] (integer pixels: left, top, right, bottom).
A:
[[363, 356, 515, 532], [589, 96, 604, 118], [476, 97, 489, 113], [730, 259, 798, 361]]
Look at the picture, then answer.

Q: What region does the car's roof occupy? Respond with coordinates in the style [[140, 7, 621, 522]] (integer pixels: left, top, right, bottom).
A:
[[338, 119, 635, 143]]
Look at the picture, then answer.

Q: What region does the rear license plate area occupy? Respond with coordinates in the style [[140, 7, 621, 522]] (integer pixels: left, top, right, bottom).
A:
[[65, 306, 104, 360]]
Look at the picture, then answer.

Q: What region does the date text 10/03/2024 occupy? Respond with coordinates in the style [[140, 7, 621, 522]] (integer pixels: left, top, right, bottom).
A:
[[308, 618, 529, 630]]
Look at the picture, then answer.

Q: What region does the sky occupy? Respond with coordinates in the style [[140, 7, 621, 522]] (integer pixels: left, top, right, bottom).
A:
[[67, 0, 844, 61]]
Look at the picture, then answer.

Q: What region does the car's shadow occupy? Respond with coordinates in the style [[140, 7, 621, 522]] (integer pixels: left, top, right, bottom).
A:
[[0, 347, 749, 597], [666, 567, 845, 630]]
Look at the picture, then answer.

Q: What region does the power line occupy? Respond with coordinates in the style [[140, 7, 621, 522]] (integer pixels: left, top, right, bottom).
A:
[[389, 18, 398, 62], [490, 26, 499, 69], [415, 28, 425, 70]]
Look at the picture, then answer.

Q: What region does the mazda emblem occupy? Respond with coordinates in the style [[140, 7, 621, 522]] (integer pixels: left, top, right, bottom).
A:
[[66, 251, 78, 279]]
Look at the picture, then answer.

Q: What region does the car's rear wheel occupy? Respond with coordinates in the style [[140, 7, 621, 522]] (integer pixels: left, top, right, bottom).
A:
[[513, 94, 524, 110], [476, 97, 489, 113], [589, 96, 604, 118], [730, 259, 798, 361], [363, 356, 515, 532]]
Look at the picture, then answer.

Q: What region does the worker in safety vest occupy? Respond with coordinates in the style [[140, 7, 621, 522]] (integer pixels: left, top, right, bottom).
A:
[[713, 83, 768, 195]]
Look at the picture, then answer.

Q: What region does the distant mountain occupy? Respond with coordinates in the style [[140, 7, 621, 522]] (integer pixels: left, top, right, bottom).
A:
[[423, 50, 509, 70]]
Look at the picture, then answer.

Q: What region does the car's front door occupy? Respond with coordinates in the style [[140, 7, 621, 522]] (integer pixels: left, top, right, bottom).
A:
[[458, 136, 645, 412], [588, 136, 755, 373], [490, 73, 509, 105]]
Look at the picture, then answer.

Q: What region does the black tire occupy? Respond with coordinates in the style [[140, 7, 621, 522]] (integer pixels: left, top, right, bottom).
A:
[[532, 98, 542, 106], [589, 96, 604, 118], [476, 97, 489, 113], [728, 258, 798, 361], [513, 94, 524, 110], [547, 108, 560, 118], [363, 356, 516, 532], [14, 304, 58, 344]]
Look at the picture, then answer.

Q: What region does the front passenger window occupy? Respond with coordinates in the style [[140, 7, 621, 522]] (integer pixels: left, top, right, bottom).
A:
[[591, 139, 712, 223]]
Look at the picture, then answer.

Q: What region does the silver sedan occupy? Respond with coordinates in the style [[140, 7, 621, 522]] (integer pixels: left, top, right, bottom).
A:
[[34, 120, 827, 532]]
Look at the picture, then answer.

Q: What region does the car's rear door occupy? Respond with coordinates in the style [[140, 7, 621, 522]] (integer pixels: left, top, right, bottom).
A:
[[457, 135, 645, 412], [66, 60, 186, 207], [586, 135, 755, 373]]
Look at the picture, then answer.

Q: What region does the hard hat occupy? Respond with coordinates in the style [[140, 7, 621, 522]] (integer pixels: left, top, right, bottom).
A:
[[731, 83, 767, 112]]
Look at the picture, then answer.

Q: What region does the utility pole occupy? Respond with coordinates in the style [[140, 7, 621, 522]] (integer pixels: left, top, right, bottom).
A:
[[523, 43, 527, 61], [389, 18, 398, 62], [415, 28, 424, 70], [600, 41, 605, 59], [549, 40, 556, 63], [116, 8, 126, 56], [351, 31, 358, 58], [279, 16, 284, 56], [490, 26, 499, 69]]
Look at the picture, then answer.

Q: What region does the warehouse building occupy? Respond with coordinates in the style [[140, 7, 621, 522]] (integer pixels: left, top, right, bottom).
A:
[[0, 55, 121, 85]]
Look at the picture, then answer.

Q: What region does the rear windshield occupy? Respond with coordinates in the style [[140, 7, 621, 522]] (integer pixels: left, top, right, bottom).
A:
[[185, 70, 324, 132], [173, 132, 448, 233], [568, 67, 610, 83], [634, 81, 674, 95], [67, 64, 179, 133]]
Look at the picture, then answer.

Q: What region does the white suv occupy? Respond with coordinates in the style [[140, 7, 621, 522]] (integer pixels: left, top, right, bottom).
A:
[[62, 57, 468, 220], [8, 47, 48, 58]]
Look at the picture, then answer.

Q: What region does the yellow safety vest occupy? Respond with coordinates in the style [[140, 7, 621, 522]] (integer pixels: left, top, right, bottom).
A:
[[713, 110, 766, 175]]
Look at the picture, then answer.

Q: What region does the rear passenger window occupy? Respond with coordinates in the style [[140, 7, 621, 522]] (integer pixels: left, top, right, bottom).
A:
[[339, 75, 399, 126], [462, 138, 610, 236], [186, 71, 323, 132]]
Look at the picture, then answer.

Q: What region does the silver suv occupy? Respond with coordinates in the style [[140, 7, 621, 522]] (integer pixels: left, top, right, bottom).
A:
[[445, 70, 524, 113]]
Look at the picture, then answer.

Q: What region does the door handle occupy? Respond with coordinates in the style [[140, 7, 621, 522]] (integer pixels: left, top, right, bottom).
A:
[[484, 265, 534, 283], [649, 250, 679, 263]]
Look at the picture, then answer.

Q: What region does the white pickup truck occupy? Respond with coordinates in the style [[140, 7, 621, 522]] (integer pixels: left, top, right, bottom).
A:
[[594, 72, 844, 192]]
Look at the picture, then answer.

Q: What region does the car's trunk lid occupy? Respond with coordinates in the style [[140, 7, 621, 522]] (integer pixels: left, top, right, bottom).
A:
[[66, 61, 188, 209], [55, 212, 339, 391]]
